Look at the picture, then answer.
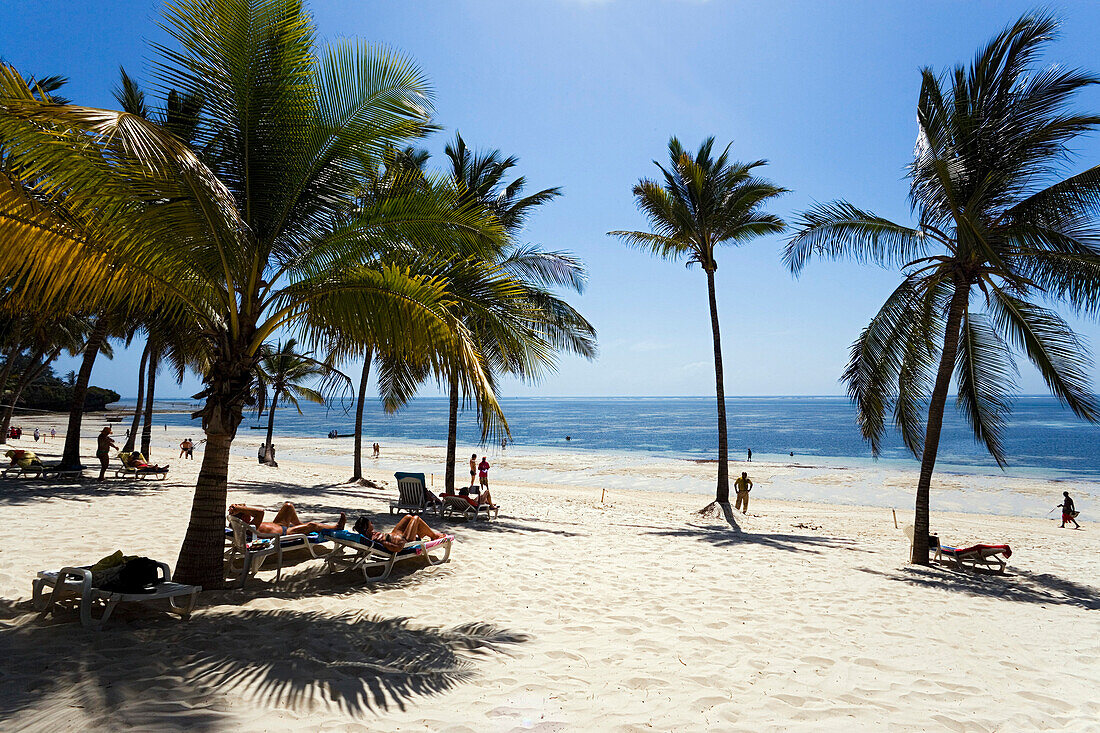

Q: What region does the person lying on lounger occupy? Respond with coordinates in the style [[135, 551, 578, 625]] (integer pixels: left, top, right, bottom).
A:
[[228, 502, 346, 536], [351, 514, 448, 553], [124, 451, 169, 473]]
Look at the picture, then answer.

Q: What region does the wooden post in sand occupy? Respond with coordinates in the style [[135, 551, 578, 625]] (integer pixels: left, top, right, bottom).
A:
[[431, 473, 434, 487], [892, 508, 898, 529], [601, 489, 605, 503]]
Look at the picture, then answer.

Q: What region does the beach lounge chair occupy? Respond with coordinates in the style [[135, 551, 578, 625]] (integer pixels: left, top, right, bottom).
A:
[[934, 542, 1012, 573], [31, 562, 200, 630], [390, 471, 437, 515], [224, 515, 330, 587], [440, 493, 500, 521], [321, 528, 453, 582], [903, 525, 1012, 573], [114, 451, 169, 480], [2, 449, 45, 479]]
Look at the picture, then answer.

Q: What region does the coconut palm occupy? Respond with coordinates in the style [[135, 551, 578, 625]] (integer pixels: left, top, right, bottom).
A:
[[253, 338, 347, 464], [440, 133, 597, 492], [0, 311, 90, 439], [610, 137, 786, 507], [784, 13, 1100, 564], [0, 0, 522, 588]]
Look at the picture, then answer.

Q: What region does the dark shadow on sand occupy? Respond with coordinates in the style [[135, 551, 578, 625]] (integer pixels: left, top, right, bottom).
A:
[[857, 565, 1100, 610], [647, 522, 867, 555], [0, 604, 528, 730], [0, 475, 170, 506]]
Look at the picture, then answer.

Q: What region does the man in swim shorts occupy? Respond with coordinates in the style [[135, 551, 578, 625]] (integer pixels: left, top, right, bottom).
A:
[[734, 471, 753, 514]]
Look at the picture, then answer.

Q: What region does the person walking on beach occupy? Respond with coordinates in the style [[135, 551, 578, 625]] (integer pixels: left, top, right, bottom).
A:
[[747, 448, 752, 462], [1059, 491, 1081, 529], [179, 438, 192, 459], [734, 471, 752, 514], [33, 428, 40, 442], [469, 453, 478, 490], [96, 426, 117, 481], [478, 456, 491, 490]]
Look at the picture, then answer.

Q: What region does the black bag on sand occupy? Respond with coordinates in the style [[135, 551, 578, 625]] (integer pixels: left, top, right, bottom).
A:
[[98, 557, 163, 594]]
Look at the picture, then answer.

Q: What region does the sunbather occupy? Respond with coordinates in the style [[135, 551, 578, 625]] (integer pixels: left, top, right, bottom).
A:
[[352, 514, 448, 553], [125, 451, 168, 472], [5, 449, 43, 468], [229, 502, 346, 536]]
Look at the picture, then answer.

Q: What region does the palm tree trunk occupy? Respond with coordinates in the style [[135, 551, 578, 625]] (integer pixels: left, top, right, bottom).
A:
[[445, 374, 459, 493], [264, 393, 278, 464], [706, 268, 730, 504], [59, 319, 108, 470], [351, 349, 373, 482], [124, 341, 150, 452], [0, 345, 20, 443], [0, 348, 46, 440], [140, 349, 158, 458], [911, 282, 970, 565], [173, 352, 253, 588], [175, 428, 233, 586]]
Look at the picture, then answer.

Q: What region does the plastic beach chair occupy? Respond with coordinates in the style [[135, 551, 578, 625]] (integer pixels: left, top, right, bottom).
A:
[[322, 528, 453, 582], [934, 542, 1012, 573], [31, 561, 200, 630], [440, 493, 500, 521], [224, 515, 330, 587], [114, 451, 169, 481], [2, 449, 45, 479], [903, 525, 1012, 573], [390, 472, 436, 515]]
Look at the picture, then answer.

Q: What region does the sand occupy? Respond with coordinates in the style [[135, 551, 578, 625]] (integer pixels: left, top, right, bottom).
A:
[[1, 413, 1098, 731]]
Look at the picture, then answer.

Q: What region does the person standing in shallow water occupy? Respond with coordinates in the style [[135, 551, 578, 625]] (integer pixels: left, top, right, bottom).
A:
[[734, 471, 752, 514], [1059, 491, 1081, 529], [747, 447, 752, 462]]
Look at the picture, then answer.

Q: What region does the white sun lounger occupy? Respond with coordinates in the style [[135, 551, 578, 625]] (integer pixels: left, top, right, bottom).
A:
[[390, 471, 437, 515], [32, 562, 200, 630], [440, 494, 500, 521], [224, 515, 330, 587], [322, 529, 453, 582]]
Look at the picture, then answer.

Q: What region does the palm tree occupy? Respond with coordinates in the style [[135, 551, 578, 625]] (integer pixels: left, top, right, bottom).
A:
[[440, 133, 597, 492], [0, 0, 523, 588], [0, 312, 90, 440], [784, 13, 1100, 564], [253, 338, 346, 465], [610, 137, 786, 507]]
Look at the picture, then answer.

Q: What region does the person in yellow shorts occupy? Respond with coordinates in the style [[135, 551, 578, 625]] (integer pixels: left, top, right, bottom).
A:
[[734, 472, 752, 514]]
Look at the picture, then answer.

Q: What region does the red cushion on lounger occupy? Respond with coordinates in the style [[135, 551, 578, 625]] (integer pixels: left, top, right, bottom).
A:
[[947, 544, 1012, 559]]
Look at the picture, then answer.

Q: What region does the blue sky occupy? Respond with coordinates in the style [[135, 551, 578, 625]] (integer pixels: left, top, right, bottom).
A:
[[4, 0, 1100, 398]]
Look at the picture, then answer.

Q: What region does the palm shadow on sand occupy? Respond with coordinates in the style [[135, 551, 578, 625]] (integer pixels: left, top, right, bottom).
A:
[[648, 502, 866, 556], [0, 605, 528, 730], [857, 565, 1100, 610]]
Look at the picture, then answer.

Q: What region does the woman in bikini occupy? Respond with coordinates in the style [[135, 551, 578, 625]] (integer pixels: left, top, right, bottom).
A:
[[352, 514, 448, 553], [228, 502, 346, 536]]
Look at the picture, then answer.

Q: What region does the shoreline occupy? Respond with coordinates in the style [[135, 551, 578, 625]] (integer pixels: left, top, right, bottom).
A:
[[5, 410, 1098, 520], [1, 418, 1097, 730]]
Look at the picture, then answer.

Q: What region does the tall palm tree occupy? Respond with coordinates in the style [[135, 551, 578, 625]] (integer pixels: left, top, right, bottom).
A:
[[610, 137, 786, 507], [253, 338, 347, 465], [440, 133, 597, 492], [0, 0, 523, 588], [784, 13, 1100, 564]]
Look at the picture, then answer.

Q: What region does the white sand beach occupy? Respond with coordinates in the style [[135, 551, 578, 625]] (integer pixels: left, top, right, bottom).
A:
[[1, 416, 1099, 732]]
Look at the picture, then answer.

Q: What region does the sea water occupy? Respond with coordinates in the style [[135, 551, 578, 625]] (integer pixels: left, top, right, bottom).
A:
[[128, 395, 1100, 482]]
